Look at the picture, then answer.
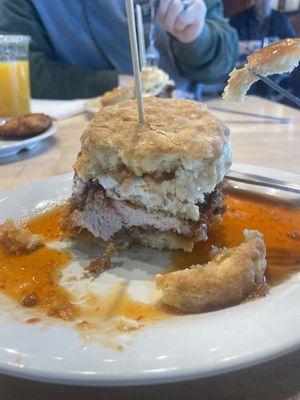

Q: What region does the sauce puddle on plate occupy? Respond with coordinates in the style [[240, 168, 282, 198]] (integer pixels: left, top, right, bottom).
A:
[[0, 206, 77, 320], [171, 189, 300, 286], [0, 189, 299, 338], [0, 205, 169, 332]]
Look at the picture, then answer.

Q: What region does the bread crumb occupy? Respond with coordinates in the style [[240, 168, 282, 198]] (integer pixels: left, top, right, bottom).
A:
[[115, 316, 140, 332], [0, 219, 44, 254], [21, 293, 38, 307], [84, 243, 115, 278]]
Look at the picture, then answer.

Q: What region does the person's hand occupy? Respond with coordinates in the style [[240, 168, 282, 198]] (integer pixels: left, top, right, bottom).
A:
[[118, 74, 134, 87], [157, 0, 207, 44]]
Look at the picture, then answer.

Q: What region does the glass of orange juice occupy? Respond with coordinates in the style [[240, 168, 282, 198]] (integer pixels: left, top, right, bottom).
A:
[[0, 35, 31, 119]]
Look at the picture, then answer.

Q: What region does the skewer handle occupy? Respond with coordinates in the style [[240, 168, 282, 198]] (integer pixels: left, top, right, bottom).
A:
[[125, 0, 145, 124]]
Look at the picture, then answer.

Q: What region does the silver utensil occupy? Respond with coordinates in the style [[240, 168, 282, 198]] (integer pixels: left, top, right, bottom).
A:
[[145, 0, 191, 66], [226, 170, 300, 194], [145, 0, 160, 66], [253, 72, 300, 108], [209, 106, 292, 124]]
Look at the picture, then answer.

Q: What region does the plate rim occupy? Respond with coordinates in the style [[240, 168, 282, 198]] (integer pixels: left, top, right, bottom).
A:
[[0, 164, 299, 386], [0, 123, 57, 156]]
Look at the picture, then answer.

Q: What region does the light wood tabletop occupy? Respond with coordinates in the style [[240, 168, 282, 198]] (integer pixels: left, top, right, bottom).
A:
[[0, 96, 300, 400]]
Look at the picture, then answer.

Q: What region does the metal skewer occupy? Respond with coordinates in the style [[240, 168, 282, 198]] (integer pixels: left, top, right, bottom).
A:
[[252, 71, 300, 108], [125, 0, 145, 124], [136, 4, 146, 70], [209, 106, 292, 124], [226, 170, 300, 194]]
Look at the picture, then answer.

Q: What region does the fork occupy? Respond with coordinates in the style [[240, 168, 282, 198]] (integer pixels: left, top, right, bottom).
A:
[[226, 170, 300, 194], [252, 70, 300, 108]]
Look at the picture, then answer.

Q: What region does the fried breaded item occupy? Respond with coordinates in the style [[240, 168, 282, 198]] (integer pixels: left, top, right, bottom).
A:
[[101, 86, 135, 107], [223, 38, 300, 103], [0, 219, 44, 254], [84, 243, 115, 277], [0, 113, 52, 138], [156, 230, 267, 313], [100, 67, 175, 107]]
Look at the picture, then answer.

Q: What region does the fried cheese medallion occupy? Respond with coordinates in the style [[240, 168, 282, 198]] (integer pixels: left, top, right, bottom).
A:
[[223, 38, 300, 103]]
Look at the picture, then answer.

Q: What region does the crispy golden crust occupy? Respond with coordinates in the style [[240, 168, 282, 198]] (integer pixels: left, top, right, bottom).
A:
[[223, 38, 300, 103], [0, 113, 52, 138], [76, 97, 230, 176], [247, 38, 300, 69], [156, 230, 267, 313], [0, 219, 44, 254], [222, 66, 259, 103]]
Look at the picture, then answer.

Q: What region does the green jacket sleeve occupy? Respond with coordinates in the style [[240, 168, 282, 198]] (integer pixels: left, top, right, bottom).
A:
[[170, 0, 238, 84], [0, 0, 118, 99]]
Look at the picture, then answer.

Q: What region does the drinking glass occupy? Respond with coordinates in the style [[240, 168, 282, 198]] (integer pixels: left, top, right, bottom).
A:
[[0, 35, 31, 118]]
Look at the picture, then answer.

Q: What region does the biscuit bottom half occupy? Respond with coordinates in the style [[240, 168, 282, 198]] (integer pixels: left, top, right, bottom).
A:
[[66, 180, 225, 252]]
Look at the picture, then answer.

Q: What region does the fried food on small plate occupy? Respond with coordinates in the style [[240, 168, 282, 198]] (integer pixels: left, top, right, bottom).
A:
[[156, 230, 267, 313], [223, 38, 300, 103], [0, 219, 44, 254], [0, 113, 52, 139]]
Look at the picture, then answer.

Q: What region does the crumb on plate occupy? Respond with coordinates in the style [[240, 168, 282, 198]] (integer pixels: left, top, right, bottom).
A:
[[0, 219, 44, 254]]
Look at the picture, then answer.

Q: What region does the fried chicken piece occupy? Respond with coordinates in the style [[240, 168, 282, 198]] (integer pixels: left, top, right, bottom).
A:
[[84, 243, 115, 277], [156, 230, 267, 313], [0, 113, 52, 138], [0, 219, 44, 254]]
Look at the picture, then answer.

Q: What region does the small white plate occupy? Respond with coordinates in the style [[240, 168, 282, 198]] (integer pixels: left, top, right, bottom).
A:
[[0, 164, 299, 386], [0, 123, 57, 158]]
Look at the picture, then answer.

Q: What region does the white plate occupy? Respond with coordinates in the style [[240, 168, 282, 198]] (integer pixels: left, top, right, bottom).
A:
[[84, 97, 102, 116], [0, 164, 300, 387], [0, 123, 57, 158]]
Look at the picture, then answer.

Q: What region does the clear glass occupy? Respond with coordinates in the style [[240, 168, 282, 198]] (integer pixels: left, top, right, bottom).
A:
[[0, 35, 31, 118], [146, 0, 160, 67]]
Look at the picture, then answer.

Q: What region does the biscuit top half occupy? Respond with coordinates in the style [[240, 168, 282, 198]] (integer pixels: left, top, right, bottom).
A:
[[75, 97, 231, 177]]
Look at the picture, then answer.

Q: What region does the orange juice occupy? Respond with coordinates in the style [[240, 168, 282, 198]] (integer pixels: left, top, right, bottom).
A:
[[0, 60, 31, 118]]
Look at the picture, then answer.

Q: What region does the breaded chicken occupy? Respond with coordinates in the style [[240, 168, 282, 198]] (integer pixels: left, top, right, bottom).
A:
[[0, 113, 52, 138], [0, 219, 44, 254], [156, 230, 267, 313]]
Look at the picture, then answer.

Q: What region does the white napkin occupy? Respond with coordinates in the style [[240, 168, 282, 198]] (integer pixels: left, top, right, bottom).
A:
[[31, 98, 87, 120]]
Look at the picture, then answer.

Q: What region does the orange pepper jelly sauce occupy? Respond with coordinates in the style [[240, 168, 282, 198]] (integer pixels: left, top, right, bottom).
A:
[[0, 206, 77, 320], [172, 189, 300, 286], [0, 206, 168, 324], [0, 191, 299, 326]]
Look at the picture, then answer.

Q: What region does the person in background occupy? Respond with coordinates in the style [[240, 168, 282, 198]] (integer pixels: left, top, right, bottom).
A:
[[0, 0, 238, 99], [230, 0, 296, 41]]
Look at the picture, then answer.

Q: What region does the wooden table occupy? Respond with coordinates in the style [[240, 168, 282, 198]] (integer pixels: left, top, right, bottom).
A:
[[0, 96, 300, 399]]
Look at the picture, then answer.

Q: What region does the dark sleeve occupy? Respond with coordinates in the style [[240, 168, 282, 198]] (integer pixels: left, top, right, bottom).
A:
[[230, 13, 244, 39], [0, 0, 118, 99], [279, 14, 296, 39], [169, 0, 238, 84]]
